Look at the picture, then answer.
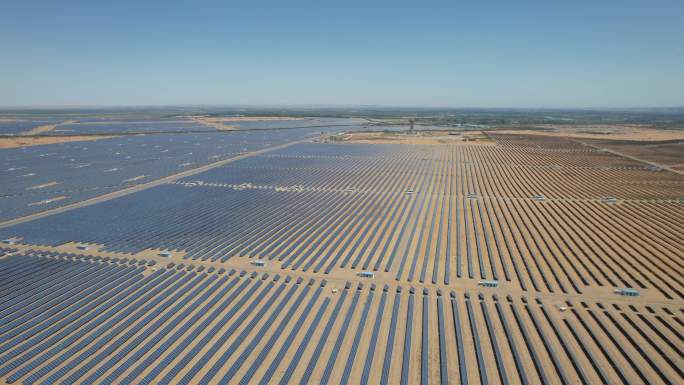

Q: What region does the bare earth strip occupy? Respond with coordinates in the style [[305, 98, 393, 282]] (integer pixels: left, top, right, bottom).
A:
[[189, 116, 305, 131], [0, 135, 116, 148], [188, 116, 237, 131], [216, 116, 305, 122], [0, 138, 313, 229], [339, 131, 493, 145], [22, 120, 77, 135]]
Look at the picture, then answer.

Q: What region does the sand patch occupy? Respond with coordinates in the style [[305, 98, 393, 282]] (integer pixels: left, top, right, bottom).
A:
[[0, 135, 116, 149], [336, 131, 494, 145], [213, 116, 305, 122], [189, 116, 306, 131], [75, 120, 192, 125], [188, 117, 237, 131], [23, 120, 76, 135]]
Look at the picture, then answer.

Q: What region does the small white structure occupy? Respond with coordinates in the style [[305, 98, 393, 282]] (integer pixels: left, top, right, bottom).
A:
[[251, 259, 266, 267], [467, 192, 479, 199], [532, 194, 546, 202], [159, 251, 172, 258], [405, 189, 415, 195], [601, 196, 619, 204], [2, 239, 17, 245], [357, 271, 375, 278], [76, 244, 89, 251], [614, 287, 639, 297], [478, 280, 499, 288]]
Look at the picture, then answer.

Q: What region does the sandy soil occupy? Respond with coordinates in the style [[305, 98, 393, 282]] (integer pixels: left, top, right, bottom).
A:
[[189, 116, 305, 131], [188, 117, 237, 131], [212, 116, 305, 122], [497, 126, 684, 141], [339, 131, 494, 145], [23, 120, 76, 135], [0, 135, 116, 148], [494, 126, 684, 171], [582, 138, 684, 171], [74, 120, 192, 125], [1, 133, 682, 385]]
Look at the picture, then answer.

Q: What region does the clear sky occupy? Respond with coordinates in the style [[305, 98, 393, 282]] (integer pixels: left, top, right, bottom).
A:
[[1, 0, 683, 108]]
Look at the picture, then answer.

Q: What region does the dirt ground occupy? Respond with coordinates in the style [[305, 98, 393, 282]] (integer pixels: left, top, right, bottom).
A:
[[22, 120, 76, 135], [494, 126, 684, 171], [496, 126, 684, 141], [0, 135, 116, 148], [338, 131, 493, 145], [188, 117, 237, 131], [582, 138, 684, 171], [213, 116, 305, 122], [190, 116, 306, 131], [0, 133, 681, 385]]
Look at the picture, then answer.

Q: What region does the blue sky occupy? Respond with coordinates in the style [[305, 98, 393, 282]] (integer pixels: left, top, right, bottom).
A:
[[1, 0, 682, 107]]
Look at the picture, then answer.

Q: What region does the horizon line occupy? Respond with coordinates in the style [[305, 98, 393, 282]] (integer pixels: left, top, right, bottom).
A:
[[1, 104, 683, 111]]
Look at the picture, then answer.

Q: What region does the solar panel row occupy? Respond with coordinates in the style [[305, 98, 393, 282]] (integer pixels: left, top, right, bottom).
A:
[[0, 254, 681, 385], [3, 140, 681, 298]]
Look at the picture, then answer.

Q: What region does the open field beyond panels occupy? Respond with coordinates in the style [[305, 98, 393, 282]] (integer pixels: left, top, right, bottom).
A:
[[0, 133, 682, 385]]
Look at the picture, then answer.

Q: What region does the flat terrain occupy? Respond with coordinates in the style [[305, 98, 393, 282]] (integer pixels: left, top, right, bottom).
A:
[[0, 124, 682, 385], [336, 130, 492, 145], [22, 120, 77, 136], [0, 135, 116, 149], [583, 138, 684, 172], [497, 126, 684, 141], [0, 129, 324, 221], [214, 116, 305, 122]]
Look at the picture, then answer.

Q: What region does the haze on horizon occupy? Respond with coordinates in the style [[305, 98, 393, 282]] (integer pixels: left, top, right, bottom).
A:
[[1, 0, 683, 108]]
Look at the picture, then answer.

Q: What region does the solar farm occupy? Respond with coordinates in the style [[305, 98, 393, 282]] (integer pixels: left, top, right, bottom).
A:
[[0, 119, 682, 385]]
